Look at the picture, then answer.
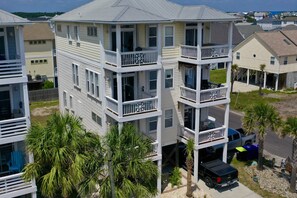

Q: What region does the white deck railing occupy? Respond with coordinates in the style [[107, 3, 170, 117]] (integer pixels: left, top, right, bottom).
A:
[[0, 173, 33, 196], [180, 45, 197, 59], [123, 97, 158, 116], [199, 127, 225, 144], [106, 96, 119, 114], [0, 117, 27, 140], [180, 86, 196, 102], [104, 50, 158, 67], [201, 45, 229, 59], [0, 60, 23, 80], [121, 50, 158, 67], [105, 50, 117, 66], [179, 125, 195, 140], [200, 87, 227, 103]]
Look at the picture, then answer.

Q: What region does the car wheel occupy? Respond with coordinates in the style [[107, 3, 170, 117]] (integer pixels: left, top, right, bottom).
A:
[[205, 176, 214, 188]]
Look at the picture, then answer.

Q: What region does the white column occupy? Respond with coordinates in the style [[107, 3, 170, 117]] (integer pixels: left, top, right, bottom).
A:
[[263, 72, 267, 88], [223, 103, 230, 162], [118, 122, 123, 133], [197, 23, 203, 60], [196, 65, 201, 103], [157, 69, 162, 111], [18, 26, 26, 76], [228, 22, 233, 58], [117, 73, 123, 117], [226, 62, 232, 97], [247, 69, 250, 85], [157, 159, 162, 195], [116, 24, 121, 67], [275, 74, 279, 91], [157, 115, 162, 194], [23, 83, 30, 123], [157, 24, 162, 64], [194, 108, 200, 182]]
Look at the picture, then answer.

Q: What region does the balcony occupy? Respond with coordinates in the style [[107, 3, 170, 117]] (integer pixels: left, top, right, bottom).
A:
[[0, 60, 23, 80], [0, 172, 36, 197], [106, 96, 158, 117], [105, 50, 158, 68], [180, 44, 229, 60], [180, 84, 228, 104], [0, 117, 28, 144], [178, 125, 225, 145]]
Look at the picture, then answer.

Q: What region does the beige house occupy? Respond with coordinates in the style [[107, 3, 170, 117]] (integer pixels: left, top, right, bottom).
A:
[[23, 22, 56, 83], [52, 0, 237, 192], [233, 30, 297, 90]]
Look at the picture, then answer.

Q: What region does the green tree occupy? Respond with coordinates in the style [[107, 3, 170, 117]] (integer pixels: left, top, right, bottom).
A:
[[23, 113, 103, 198], [280, 117, 297, 193], [186, 139, 194, 197], [243, 103, 281, 170], [231, 64, 239, 93], [43, 80, 54, 89], [259, 64, 266, 96], [79, 124, 158, 198]]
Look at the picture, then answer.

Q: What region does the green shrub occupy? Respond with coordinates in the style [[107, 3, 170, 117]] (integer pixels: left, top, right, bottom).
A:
[[43, 80, 54, 89], [169, 167, 182, 187]]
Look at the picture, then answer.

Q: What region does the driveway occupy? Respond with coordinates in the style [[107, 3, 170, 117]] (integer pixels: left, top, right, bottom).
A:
[[231, 81, 259, 92]]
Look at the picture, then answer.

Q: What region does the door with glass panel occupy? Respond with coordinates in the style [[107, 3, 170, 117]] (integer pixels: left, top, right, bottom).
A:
[[0, 90, 11, 120], [0, 28, 6, 60]]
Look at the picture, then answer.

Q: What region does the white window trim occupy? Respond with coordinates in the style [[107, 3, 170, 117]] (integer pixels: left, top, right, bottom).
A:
[[67, 25, 72, 40], [72, 63, 80, 87], [69, 95, 73, 109], [86, 68, 101, 100], [148, 116, 158, 133], [164, 68, 174, 89], [165, 109, 173, 128], [74, 25, 80, 42], [236, 52, 240, 60], [148, 70, 157, 92], [147, 25, 157, 49], [87, 26, 98, 37], [163, 25, 175, 48], [270, 56, 275, 65], [63, 91, 67, 108]]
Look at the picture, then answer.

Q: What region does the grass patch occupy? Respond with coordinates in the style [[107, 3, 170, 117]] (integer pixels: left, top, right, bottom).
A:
[[230, 90, 281, 112], [210, 69, 226, 84], [30, 100, 59, 125], [231, 158, 282, 198]]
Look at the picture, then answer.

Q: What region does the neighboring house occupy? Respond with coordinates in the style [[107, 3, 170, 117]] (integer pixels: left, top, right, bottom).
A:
[[257, 17, 282, 31], [52, 0, 237, 191], [254, 12, 267, 21], [233, 30, 297, 90], [236, 24, 263, 39], [281, 16, 297, 27], [23, 22, 57, 85], [0, 10, 37, 197]]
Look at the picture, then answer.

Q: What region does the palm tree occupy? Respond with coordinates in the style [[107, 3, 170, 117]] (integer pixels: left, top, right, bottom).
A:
[[280, 117, 297, 193], [259, 64, 266, 96], [79, 124, 158, 198], [243, 103, 281, 170], [231, 64, 238, 93], [23, 113, 102, 198], [186, 139, 194, 197]]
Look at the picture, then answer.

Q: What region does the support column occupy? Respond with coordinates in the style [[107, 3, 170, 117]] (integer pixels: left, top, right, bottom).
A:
[[197, 23, 202, 60], [247, 69, 250, 85], [263, 72, 267, 88], [223, 104, 230, 163], [157, 115, 162, 194], [194, 108, 200, 182], [117, 73, 123, 118], [118, 122, 123, 133], [157, 24, 162, 64], [18, 26, 26, 76], [255, 71, 258, 84], [275, 74, 279, 91], [157, 159, 162, 195], [226, 62, 232, 97], [116, 24, 121, 67], [196, 65, 201, 103], [228, 22, 233, 58]]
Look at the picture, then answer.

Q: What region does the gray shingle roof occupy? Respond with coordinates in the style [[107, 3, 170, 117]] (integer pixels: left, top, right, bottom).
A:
[[0, 9, 29, 25], [236, 24, 263, 39], [53, 0, 238, 23]]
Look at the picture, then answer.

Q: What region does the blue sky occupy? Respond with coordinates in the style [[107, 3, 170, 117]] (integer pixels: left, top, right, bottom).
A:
[[1, 0, 296, 12]]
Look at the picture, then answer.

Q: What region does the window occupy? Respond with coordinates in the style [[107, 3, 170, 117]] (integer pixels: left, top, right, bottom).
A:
[[87, 27, 97, 37], [31, 60, 34, 64], [148, 26, 157, 47], [270, 56, 275, 65], [164, 26, 174, 47], [236, 52, 240, 60], [63, 91, 67, 107], [67, 25, 71, 39], [29, 41, 33, 45], [149, 117, 157, 132], [165, 69, 173, 88], [29, 40, 46, 45], [69, 95, 73, 109], [284, 57, 288, 65], [149, 70, 157, 90], [44, 59, 47, 63], [57, 24, 62, 32], [165, 109, 173, 128], [74, 26, 79, 41], [86, 69, 101, 99], [92, 112, 102, 126], [72, 64, 79, 86]]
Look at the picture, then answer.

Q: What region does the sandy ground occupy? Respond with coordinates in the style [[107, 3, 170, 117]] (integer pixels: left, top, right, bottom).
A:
[[266, 93, 297, 119], [31, 105, 59, 116]]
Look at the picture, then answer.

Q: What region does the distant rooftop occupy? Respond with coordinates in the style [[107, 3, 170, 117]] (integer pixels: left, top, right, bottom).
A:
[[257, 17, 280, 24], [53, 0, 238, 23], [236, 24, 263, 39], [0, 9, 29, 25], [23, 22, 54, 41]]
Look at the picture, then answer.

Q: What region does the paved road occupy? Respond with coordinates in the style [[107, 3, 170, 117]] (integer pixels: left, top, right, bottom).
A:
[[209, 106, 292, 159]]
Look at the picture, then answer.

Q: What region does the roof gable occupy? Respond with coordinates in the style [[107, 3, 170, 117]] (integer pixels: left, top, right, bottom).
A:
[[0, 9, 29, 25]]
